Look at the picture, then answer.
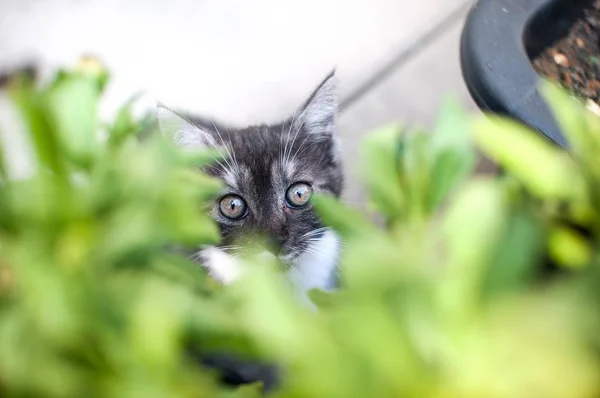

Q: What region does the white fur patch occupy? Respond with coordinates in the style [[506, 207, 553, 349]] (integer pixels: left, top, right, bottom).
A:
[[283, 159, 297, 178], [286, 229, 340, 308], [222, 169, 238, 189], [200, 247, 244, 284], [199, 230, 340, 309]]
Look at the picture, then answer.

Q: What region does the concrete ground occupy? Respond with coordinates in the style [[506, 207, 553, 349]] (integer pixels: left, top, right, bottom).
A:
[[0, 0, 486, 207]]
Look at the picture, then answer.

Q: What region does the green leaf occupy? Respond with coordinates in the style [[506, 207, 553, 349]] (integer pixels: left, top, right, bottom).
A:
[[7, 73, 65, 176], [312, 194, 377, 239], [221, 382, 264, 398], [548, 226, 592, 270], [483, 204, 546, 298], [540, 81, 600, 213], [361, 123, 406, 220], [109, 93, 143, 146], [44, 74, 99, 167], [429, 96, 472, 155], [307, 288, 337, 309], [130, 279, 192, 367], [540, 80, 600, 175], [440, 179, 508, 325], [427, 97, 475, 211], [470, 114, 586, 201], [0, 132, 7, 182], [401, 130, 430, 220], [428, 150, 472, 212]]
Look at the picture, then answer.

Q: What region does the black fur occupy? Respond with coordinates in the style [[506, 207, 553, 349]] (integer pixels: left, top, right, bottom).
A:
[[197, 352, 279, 393]]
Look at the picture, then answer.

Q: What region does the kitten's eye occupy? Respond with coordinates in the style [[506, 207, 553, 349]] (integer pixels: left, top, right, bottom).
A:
[[285, 182, 312, 208], [219, 195, 248, 220]]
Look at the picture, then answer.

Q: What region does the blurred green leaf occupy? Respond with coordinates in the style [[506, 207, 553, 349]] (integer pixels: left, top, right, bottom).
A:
[[361, 123, 406, 220], [427, 97, 475, 212], [307, 288, 337, 309], [217, 383, 264, 398], [44, 73, 99, 167], [401, 130, 430, 221], [541, 81, 600, 217], [312, 194, 377, 239], [440, 179, 507, 327], [471, 114, 586, 201], [540, 81, 600, 177], [109, 93, 142, 146], [548, 226, 592, 270], [130, 279, 190, 367], [7, 73, 65, 176], [0, 136, 7, 182], [483, 204, 545, 298]]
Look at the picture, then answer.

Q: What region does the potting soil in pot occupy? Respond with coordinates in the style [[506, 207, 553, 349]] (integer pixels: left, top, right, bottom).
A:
[[532, 0, 600, 114]]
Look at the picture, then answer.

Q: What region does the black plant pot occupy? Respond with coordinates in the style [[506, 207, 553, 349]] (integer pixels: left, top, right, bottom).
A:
[[460, 0, 594, 149]]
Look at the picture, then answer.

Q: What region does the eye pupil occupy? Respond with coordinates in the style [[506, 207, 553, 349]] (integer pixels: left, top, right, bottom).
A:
[[286, 183, 312, 208], [219, 195, 247, 220]]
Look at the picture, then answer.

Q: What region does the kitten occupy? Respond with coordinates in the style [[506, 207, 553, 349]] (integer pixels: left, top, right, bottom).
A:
[[157, 71, 344, 304]]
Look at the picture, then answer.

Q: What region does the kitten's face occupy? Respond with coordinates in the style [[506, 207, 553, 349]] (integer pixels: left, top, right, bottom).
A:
[[158, 72, 343, 265]]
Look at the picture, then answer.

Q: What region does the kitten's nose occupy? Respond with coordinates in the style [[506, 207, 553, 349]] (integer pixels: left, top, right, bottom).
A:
[[266, 234, 286, 254], [266, 223, 288, 253]]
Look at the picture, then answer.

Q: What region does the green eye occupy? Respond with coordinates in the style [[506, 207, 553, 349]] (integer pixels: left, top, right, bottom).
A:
[[219, 195, 247, 220], [285, 182, 312, 208]]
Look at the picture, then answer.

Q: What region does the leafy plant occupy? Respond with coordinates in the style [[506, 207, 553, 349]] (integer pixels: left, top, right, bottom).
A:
[[0, 60, 237, 398], [1, 59, 600, 398]]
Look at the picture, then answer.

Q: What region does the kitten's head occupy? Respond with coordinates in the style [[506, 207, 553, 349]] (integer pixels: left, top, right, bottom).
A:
[[157, 72, 343, 264]]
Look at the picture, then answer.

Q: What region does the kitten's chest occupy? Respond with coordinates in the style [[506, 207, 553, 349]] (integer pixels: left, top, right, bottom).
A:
[[200, 230, 341, 305], [285, 230, 340, 305]]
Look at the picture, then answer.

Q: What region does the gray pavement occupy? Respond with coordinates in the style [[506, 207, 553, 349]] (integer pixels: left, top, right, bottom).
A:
[[0, 0, 487, 206]]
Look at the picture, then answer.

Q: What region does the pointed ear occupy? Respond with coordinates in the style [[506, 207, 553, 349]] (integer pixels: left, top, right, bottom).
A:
[[295, 70, 338, 139], [156, 103, 210, 149]]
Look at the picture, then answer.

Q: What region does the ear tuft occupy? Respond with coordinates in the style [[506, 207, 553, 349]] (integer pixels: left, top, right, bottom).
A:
[[156, 103, 208, 149], [295, 70, 338, 138]]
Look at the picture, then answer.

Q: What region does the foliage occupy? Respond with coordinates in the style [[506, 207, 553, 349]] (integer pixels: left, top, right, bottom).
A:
[[0, 60, 234, 398], [1, 59, 600, 398]]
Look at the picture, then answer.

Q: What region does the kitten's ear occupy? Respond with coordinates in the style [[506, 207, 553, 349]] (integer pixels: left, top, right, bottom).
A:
[[295, 70, 338, 139], [156, 103, 210, 149]]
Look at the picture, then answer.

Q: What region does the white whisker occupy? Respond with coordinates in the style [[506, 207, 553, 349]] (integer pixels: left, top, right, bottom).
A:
[[290, 123, 329, 166], [299, 227, 329, 239], [187, 251, 203, 262], [167, 112, 233, 175], [294, 140, 325, 162], [302, 247, 325, 258], [210, 121, 238, 179], [220, 245, 242, 252], [279, 123, 286, 165], [223, 125, 241, 173], [282, 113, 297, 165], [289, 133, 313, 165], [285, 116, 306, 166]]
